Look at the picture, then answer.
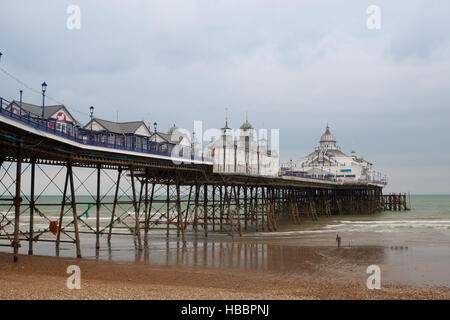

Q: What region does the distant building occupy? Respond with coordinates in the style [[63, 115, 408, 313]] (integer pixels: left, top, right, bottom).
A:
[[150, 124, 192, 157], [207, 117, 279, 176], [283, 125, 385, 183]]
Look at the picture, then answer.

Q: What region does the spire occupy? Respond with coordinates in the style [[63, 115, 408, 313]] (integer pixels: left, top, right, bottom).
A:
[[240, 111, 253, 130], [226, 107, 228, 126], [222, 107, 230, 130]]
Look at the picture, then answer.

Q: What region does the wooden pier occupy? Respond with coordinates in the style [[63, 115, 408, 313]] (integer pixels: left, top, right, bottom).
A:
[[0, 109, 401, 262]]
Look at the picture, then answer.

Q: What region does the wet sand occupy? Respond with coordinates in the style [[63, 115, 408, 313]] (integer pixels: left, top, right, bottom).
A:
[[1, 213, 449, 300], [1, 241, 449, 300]]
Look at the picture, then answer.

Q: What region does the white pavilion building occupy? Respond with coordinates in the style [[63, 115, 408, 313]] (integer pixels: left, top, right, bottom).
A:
[[284, 125, 385, 183], [207, 117, 279, 176]]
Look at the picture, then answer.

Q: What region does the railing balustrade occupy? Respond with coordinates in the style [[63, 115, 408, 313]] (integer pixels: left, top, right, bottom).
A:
[[0, 97, 213, 163]]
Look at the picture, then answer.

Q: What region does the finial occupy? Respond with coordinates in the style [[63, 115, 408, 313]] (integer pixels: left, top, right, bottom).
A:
[[246, 111, 248, 123], [225, 107, 228, 127]]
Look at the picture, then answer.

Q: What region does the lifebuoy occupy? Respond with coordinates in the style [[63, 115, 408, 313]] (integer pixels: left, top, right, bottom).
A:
[[49, 221, 59, 235]]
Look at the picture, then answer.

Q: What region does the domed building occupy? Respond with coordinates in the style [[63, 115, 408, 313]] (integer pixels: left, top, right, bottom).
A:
[[285, 125, 384, 183], [207, 115, 279, 176]]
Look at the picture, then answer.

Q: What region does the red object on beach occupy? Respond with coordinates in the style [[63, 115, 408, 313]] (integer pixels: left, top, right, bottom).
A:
[[49, 221, 59, 235]]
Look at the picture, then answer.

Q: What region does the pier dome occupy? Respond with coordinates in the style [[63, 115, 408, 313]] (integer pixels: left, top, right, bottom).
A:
[[320, 125, 336, 148], [240, 120, 253, 130]]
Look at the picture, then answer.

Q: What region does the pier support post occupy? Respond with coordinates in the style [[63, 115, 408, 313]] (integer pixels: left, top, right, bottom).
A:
[[130, 167, 142, 250], [95, 164, 101, 251], [203, 184, 208, 237], [13, 145, 22, 262], [212, 185, 216, 232], [184, 185, 192, 231], [193, 184, 200, 234], [219, 186, 224, 232], [107, 166, 122, 244], [56, 164, 70, 256], [166, 182, 170, 237], [254, 187, 259, 232], [244, 186, 248, 231], [226, 185, 234, 237], [68, 162, 82, 258], [176, 175, 186, 246], [28, 158, 35, 255], [144, 182, 155, 247], [234, 185, 242, 237]]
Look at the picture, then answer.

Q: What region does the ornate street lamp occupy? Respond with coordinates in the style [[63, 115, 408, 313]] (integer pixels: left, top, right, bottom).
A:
[[89, 106, 94, 141], [192, 131, 196, 160], [19, 90, 23, 116], [153, 122, 157, 147], [41, 82, 47, 118]]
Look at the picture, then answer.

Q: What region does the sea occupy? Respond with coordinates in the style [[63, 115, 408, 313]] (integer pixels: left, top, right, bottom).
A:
[[1, 195, 449, 287]]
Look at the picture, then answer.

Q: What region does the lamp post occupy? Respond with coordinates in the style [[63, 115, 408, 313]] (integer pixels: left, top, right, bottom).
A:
[[192, 130, 196, 159], [153, 122, 157, 150], [89, 106, 94, 142], [41, 82, 47, 119], [19, 90, 23, 116]]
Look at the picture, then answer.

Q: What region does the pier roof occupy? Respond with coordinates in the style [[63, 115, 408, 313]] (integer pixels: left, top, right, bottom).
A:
[[85, 118, 150, 135], [10, 100, 80, 125]]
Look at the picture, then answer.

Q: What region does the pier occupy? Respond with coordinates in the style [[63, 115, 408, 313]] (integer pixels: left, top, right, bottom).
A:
[[0, 96, 392, 262]]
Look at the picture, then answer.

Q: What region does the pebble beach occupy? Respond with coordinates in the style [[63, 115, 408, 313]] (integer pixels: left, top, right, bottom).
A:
[[1, 251, 449, 300]]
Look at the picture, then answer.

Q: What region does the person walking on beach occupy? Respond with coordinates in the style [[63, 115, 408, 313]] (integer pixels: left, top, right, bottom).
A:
[[336, 234, 341, 248]]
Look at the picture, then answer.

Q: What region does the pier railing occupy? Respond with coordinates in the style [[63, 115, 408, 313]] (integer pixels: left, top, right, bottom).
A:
[[0, 97, 213, 164], [281, 168, 388, 185]]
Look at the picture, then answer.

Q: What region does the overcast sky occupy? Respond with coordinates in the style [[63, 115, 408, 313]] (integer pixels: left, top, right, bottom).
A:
[[1, 0, 449, 194]]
